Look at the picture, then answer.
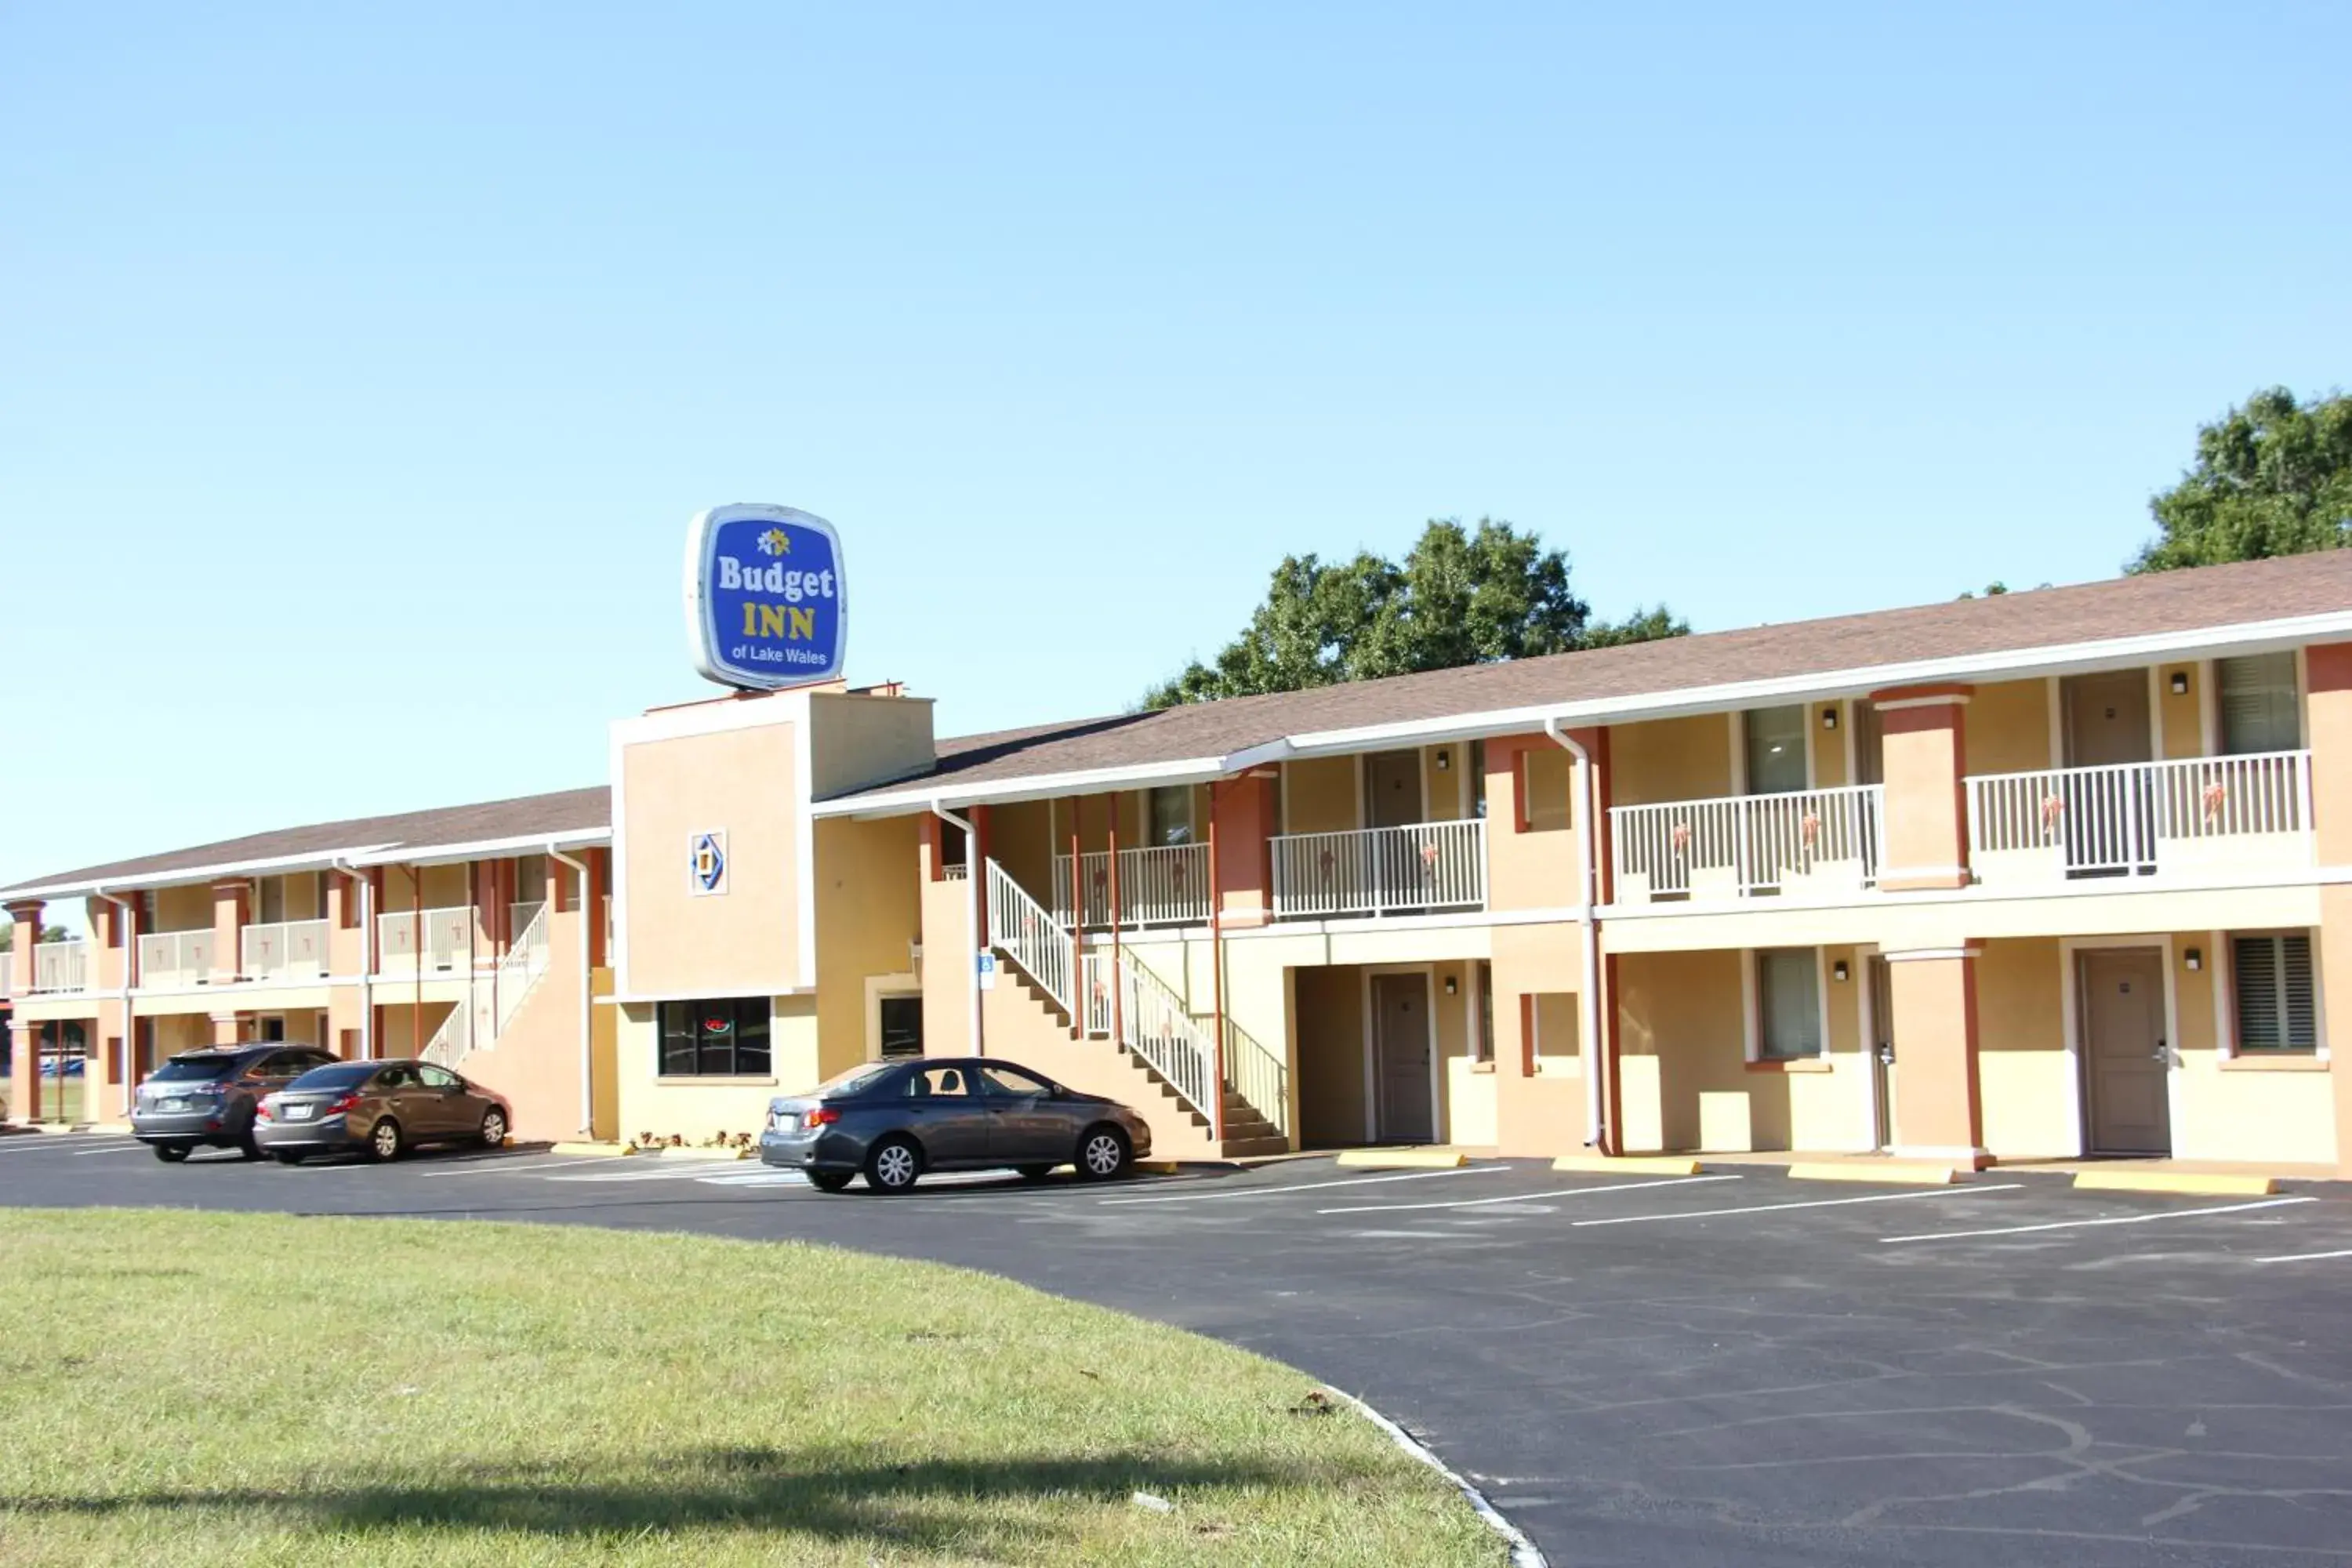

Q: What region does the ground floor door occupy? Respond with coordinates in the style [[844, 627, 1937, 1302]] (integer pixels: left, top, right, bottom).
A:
[[1867, 956, 1896, 1150], [2080, 949, 2172, 1155], [1370, 973, 1435, 1144]]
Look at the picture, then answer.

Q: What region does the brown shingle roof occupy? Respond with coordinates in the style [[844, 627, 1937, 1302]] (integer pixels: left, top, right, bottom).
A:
[[824, 550, 2352, 804], [1, 786, 610, 898]]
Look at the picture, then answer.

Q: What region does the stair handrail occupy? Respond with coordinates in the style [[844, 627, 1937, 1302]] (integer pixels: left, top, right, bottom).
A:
[[1109, 952, 1217, 1120], [494, 902, 553, 1035], [1221, 1014, 1289, 1136], [985, 860, 1074, 1014]]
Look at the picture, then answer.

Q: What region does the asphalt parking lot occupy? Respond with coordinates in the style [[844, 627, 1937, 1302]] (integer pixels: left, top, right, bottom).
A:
[[7, 1132, 2351, 1567]]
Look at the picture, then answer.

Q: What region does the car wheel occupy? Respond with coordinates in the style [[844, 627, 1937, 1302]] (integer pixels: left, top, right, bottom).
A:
[[272, 1150, 307, 1165], [1015, 1164, 1055, 1181], [808, 1170, 856, 1193], [862, 1135, 923, 1194], [368, 1118, 405, 1162], [1076, 1124, 1132, 1181], [478, 1108, 509, 1149], [153, 1144, 190, 1164]]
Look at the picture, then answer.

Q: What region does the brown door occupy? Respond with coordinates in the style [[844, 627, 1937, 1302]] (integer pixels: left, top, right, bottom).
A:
[[1364, 750, 1423, 829], [1370, 973, 1435, 1143], [1867, 956, 1896, 1150], [2062, 671, 2152, 768], [1852, 702, 1884, 786], [2081, 949, 2172, 1155]]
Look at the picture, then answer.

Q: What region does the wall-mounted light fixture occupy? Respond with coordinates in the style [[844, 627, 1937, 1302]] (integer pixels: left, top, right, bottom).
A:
[[2184, 947, 2202, 971], [1443, 975, 1458, 996], [2170, 671, 2190, 696], [1821, 707, 1838, 731], [1436, 750, 1450, 771], [1832, 960, 1850, 982]]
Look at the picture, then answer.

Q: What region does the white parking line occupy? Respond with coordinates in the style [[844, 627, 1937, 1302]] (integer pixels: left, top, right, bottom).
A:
[[0, 1134, 112, 1152], [1570, 1183, 2026, 1229], [419, 1156, 618, 1178], [1318, 1174, 1739, 1216], [71, 1142, 152, 1156], [1880, 1195, 2313, 1244], [2256, 1247, 2352, 1265], [697, 1171, 811, 1187], [1099, 1166, 1508, 1207]]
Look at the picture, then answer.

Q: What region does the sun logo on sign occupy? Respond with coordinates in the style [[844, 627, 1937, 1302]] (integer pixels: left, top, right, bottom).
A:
[[757, 528, 792, 557]]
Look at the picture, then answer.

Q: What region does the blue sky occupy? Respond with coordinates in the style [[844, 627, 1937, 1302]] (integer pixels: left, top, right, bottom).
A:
[[3, 1, 2347, 902]]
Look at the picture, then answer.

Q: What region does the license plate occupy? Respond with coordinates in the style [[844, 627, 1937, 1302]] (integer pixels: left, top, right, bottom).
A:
[[773, 1112, 799, 1133], [160, 1098, 187, 1112], [285, 1104, 315, 1121]]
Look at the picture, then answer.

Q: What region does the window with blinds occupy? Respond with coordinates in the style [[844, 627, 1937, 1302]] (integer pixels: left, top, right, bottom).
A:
[[2232, 933, 2317, 1051], [1755, 947, 1824, 1060], [2217, 653, 2301, 755]]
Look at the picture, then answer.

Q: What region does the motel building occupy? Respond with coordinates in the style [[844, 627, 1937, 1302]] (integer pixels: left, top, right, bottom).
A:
[[10, 547, 2352, 1177]]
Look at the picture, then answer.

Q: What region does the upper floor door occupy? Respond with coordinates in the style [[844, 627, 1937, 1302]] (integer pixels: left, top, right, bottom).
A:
[[2062, 670, 2152, 768], [1364, 750, 1423, 829]]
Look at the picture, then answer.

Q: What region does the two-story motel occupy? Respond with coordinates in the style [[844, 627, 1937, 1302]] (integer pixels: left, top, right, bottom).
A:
[[10, 550, 2352, 1174]]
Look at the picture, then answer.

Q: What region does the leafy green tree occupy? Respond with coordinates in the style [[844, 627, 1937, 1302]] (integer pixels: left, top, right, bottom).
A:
[[1144, 518, 1686, 706], [2132, 387, 2352, 572], [0, 922, 69, 950]]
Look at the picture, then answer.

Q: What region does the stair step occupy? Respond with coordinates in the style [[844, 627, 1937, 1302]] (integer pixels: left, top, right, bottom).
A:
[[1218, 1134, 1290, 1157]]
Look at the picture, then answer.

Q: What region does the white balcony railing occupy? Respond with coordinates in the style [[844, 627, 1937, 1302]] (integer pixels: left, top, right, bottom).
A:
[[1610, 785, 1886, 904], [241, 919, 332, 982], [376, 906, 474, 975], [1271, 819, 1488, 919], [32, 939, 89, 993], [137, 929, 217, 988], [1051, 844, 1212, 929], [1967, 750, 2314, 884]]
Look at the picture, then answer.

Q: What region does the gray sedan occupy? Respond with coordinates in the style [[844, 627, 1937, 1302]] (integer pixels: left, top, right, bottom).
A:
[[255, 1058, 512, 1163], [759, 1057, 1152, 1192]]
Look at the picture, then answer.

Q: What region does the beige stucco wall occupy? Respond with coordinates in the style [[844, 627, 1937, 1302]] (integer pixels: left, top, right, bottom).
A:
[[812, 816, 923, 1081], [806, 691, 936, 800], [1962, 678, 2052, 777], [1969, 938, 2070, 1158], [1294, 964, 1367, 1145], [2167, 930, 2335, 1164], [1813, 705, 1849, 788], [1283, 757, 1358, 834], [1610, 714, 1732, 808], [619, 718, 803, 998], [615, 994, 818, 1145], [2158, 662, 2206, 760]]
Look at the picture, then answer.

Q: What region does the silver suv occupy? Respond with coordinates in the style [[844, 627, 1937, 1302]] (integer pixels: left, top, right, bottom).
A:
[[132, 1045, 336, 1162]]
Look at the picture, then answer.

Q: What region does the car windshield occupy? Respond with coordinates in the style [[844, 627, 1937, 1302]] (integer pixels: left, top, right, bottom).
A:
[[811, 1062, 899, 1098], [149, 1056, 242, 1083], [285, 1063, 376, 1091]]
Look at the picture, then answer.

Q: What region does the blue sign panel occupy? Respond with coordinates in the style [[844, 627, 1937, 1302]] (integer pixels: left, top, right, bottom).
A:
[[683, 503, 848, 690]]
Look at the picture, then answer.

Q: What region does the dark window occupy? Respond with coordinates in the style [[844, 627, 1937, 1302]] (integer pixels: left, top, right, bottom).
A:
[[376, 1065, 422, 1091], [418, 1064, 463, 1089], [290, 1062, 378, 1091], [1474, 960, 1495, 1063], [878, 996, 924, 1058], [900, 1065, 975, 1098], [979, 1064, 1054, 1098], [1755, 948, 1823, 1061], [1470, 739, 1488, 819], [2233, 934, 2317, 1051], [2218, 654, 2300, 755], [259, 1017, 286, 1042], [938, 818, 968, 873], [150, 1054, 241, 1083], [659, 998, 773, 1077]]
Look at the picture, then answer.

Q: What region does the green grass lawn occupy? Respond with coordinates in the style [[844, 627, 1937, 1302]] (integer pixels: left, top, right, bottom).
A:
[[0, 1210, 1504, 1567]]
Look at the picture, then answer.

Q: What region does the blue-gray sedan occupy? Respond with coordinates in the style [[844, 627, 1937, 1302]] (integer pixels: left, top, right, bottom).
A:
[[760, 1057, 1153, 1192]]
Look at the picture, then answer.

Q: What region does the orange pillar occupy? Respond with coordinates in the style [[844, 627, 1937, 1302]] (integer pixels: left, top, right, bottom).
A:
[[2305, 643, 2352, 1174], [5, 898, 42, 1121], [1871, 684, 1973, 891], [1210, 771, 1278, 929], [1881, 946, 1988, 1167], [209, 878, 249, 985]]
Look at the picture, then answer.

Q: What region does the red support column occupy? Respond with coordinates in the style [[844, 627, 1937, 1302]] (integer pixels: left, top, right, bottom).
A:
[[1068, 797, 1084, 1040], [1207, 782, 1227, 1142]]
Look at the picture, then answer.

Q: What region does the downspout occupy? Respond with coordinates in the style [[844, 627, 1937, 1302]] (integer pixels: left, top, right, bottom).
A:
[[331, 858, 372, 1061], [1542, 719, 1606, 1150], [931, 802, 982, 1056], [550, 845, 593, 1135], [95, 888, 136, 1119]]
